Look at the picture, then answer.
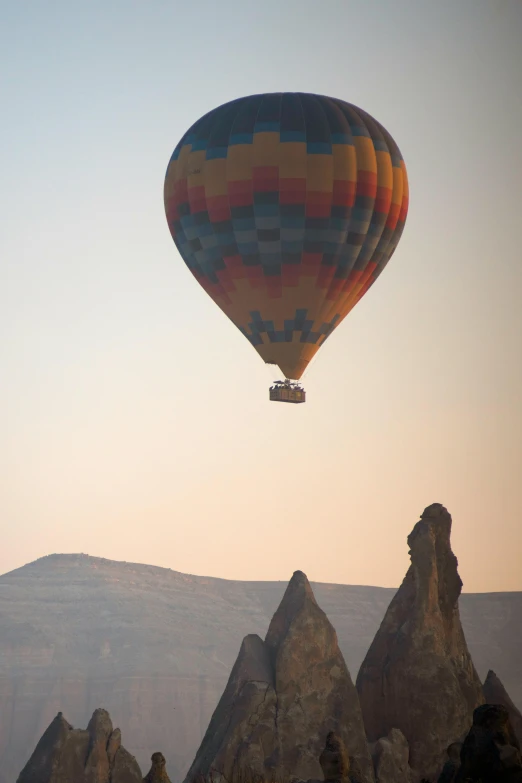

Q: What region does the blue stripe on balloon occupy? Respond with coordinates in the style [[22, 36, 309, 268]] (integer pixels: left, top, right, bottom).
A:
[[330, 133, 353, 144], [306, 142, 332, 154], [229, 133, 253, 145], [190, 139, 208, 151], [281, 131, 306, 142], [255, 121, 280, 132], [206, 147, 228, 159], [254, 203, 280, 217]]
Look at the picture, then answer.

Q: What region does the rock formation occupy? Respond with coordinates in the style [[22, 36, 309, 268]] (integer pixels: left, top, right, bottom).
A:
[[371, 729, 412, 783], [319, 731, 350, 783], [143, 752, 171, 782], [483, 670, 522, 745], [184, 570, 374, 783], [455, 703, 522, 782], [16, 708, 142, 783], [1, 553, 520, 783], [437, 742, 462, 783], [356, 503, 484, 781]]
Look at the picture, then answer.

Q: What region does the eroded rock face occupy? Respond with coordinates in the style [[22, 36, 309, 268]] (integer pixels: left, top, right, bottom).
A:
[[483, 670, 522, 745], [112, 748, 144, 783], [184, 571, 374, 783], [455, 703, 522, 782], [372, 729, 412, 783], [85, 708, 113, 782], [143, 752, 171, 782], [319, 731, 349, 783], [356, 504, 484, 781], [182, 632, 277, 781], [15, 712, 86, 783], [437, 742, 462, 783], [16, 709, 142, 783]]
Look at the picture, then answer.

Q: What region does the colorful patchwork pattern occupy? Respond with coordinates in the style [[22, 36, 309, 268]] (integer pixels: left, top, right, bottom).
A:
[[164, 93, 409, 379]]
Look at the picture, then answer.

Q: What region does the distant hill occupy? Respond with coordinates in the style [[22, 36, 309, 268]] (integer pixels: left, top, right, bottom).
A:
[[0, 554, 520, 783]]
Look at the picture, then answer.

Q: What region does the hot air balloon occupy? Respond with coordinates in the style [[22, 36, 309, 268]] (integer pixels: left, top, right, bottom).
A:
[[164, 93, 408, 403]]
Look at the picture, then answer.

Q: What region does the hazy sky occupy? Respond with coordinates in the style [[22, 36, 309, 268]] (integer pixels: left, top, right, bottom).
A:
[[2, 1, 521, 592]]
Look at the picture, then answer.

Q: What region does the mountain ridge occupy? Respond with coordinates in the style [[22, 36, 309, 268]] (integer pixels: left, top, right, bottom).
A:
[[2, 552, 398, 590], [5, 551, 520, 594]]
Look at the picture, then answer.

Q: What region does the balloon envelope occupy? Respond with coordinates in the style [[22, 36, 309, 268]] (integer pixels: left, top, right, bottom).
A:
[[164, 93, 408, 380]]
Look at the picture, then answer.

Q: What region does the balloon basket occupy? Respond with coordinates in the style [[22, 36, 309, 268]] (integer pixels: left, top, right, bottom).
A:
[[269, 380, 306, 404]]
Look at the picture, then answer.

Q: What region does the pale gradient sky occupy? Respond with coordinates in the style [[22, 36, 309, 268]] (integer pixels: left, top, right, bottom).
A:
[[2, 1, 521, 592]]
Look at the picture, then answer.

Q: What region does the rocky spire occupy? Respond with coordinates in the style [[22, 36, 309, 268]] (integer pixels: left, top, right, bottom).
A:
[[264, 569, 318, 655], [483, 670, 522, 745], [356, 503, 484, 781], [16, 708, 142, 783], [184, 632, 275, 782], [456, 703, 522, 782], [184, 570, 374, 783], [319, 731, 350, 783], [143, 752, 172, 782]]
